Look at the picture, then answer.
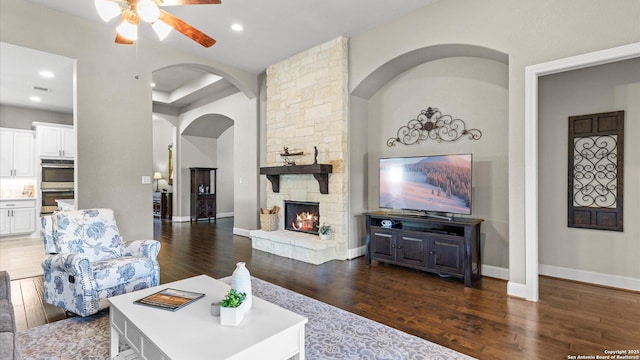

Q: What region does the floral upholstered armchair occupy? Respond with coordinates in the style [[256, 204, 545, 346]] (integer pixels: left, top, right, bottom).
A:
[[41, 208, 160, 317]]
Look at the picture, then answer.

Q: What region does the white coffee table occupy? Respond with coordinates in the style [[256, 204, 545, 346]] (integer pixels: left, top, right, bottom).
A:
[[108, 275, 307, 360]]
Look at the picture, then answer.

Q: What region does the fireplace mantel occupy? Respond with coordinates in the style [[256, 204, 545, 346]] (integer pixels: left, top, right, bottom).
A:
[[260, 164, 333, 194]]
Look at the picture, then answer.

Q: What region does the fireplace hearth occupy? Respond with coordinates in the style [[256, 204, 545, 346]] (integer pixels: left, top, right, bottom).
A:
[[284, 200, 320, 234]]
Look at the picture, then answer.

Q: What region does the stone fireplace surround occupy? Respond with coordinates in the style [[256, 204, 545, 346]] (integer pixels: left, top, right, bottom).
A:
[[250, 36, 348, 265], [250, 198, 337, 265], [249, 193, 338, 265], [249, 227, 338, 265], [251, 197, 337, 265]]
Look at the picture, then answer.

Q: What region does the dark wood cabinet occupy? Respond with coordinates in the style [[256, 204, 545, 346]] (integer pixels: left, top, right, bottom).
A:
[[430, 236, 464, 275], [365, 212, 483, 287], [153, 192, 172, 220], [153, 192, 161, 217], [190, 167, 217, 222]]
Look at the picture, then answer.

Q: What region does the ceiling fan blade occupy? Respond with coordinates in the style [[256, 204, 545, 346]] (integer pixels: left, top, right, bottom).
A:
[[115, 33, 135, 45], [159, 10, 216, 48], [159, 0, 221, 6]]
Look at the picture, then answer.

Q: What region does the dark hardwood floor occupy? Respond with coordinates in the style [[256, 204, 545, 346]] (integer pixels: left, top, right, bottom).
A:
[[10, 217, 640, 359]]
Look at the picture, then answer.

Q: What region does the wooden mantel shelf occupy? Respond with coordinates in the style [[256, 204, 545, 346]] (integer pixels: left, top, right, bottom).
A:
[[260, 164, 333, 194]]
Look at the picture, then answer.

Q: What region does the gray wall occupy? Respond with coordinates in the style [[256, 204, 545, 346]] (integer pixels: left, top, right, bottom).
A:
[[178, 92, 257, 231], [152, 117, 175, 192], [179, 135, 218, 217], [362, 57, 509, 270], [217, 127, 234, 216], [348, 95, 369, 253], [0, 105, 72, 129], [538, 58, 640, 279], [1, 0, 257, 239], [349, 0, 640, 286]]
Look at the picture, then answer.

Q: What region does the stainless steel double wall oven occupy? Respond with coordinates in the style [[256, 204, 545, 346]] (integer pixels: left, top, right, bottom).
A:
[[40, 159, 74, 214]]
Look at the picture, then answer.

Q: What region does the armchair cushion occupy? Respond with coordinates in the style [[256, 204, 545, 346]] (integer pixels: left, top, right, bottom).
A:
[[92, 256, 155, 291], [42, 214, 56, 254], [42, 208, 160, 317], [53, 209, 123, 261]]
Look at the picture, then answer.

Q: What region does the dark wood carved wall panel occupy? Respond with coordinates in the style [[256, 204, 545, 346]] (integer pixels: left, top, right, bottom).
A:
[[568, 111, 624, 232]]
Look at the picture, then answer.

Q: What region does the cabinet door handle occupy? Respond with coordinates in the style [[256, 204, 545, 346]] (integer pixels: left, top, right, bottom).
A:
[[429, 251, 435, 255], [403, 236, 422, 242], [375, 233, 392, 238]]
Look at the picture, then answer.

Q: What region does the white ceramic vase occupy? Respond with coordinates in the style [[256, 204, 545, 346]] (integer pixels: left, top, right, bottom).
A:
[[231, 262, 252, 309]]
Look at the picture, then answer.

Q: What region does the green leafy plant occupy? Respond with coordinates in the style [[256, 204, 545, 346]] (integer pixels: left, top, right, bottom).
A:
[[220, 288, 247, 308], [318, 223, 331, 236]]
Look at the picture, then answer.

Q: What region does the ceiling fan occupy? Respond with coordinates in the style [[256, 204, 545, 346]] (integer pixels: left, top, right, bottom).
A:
[[94, 0, 220, 48]]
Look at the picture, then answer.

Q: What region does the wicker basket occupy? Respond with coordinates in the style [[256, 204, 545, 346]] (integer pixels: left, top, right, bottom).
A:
[[260, 213, 278, 231]]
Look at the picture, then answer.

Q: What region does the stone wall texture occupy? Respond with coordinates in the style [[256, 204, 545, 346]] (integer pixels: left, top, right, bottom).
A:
[[265, 37, 349, 260]]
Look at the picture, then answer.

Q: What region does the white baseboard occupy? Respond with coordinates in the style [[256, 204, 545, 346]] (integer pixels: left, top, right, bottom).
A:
[[482, 265, 509, 280], [233, 227, 251, 238], [507, 281, 528, 299], [217, 212, 233, 218], [539, 264, 640, 292], [347, 246, 366, 260]]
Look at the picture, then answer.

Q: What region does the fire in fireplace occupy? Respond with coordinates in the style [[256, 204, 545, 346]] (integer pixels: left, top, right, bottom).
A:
[[284, 200, 320, 234]]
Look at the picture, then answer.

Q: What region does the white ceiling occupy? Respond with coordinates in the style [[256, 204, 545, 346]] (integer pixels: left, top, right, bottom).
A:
[[26, 0, 439, 74], [0, 42, 74, 114], [2, 0, 440, 117]]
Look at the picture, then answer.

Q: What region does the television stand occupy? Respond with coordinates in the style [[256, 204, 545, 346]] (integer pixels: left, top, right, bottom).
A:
[[423, 211, 453, 221], [364, 211, 483, 287]]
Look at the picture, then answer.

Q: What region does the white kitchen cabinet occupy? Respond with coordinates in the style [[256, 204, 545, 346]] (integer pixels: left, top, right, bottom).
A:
[[0, 199, 36, 236], [0, 128, 35, 177], [33, 122, 75, 159]]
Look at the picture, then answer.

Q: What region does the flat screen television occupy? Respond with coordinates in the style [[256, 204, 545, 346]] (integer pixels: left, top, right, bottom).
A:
[[379, 153, 472, 216]]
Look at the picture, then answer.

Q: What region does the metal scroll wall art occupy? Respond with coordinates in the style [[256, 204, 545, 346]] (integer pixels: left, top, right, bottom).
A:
[[387, 107, 482, 147], [568, 111, 624, 232]]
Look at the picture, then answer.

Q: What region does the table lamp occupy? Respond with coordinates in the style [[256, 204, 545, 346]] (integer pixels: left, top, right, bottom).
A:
[[153, 172, 162, 192]]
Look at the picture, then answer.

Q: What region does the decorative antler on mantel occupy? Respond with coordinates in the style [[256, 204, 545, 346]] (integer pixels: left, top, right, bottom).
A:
[[387, 107, 482, 147]]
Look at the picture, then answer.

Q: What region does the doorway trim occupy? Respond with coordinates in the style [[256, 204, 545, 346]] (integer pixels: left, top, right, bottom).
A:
[[523, 42, 640, 301]]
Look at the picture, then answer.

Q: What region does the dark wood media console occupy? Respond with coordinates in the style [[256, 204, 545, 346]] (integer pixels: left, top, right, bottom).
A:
[[365, 212, 483, 287]]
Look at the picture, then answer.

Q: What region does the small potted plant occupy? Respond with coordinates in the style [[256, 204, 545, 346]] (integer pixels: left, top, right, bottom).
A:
[[219, 288, 248, 326], [318, 223, 331, 240]]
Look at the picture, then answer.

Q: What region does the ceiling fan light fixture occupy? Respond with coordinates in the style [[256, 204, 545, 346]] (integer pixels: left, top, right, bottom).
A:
[[152, 20, 173, 41], [116, 16, 138, 41], [137, 0, 160, 23], [94, 0, 121, 22]]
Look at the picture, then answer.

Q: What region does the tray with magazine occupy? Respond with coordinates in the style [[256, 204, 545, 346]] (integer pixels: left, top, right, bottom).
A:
[[134, 288, 205, 311]]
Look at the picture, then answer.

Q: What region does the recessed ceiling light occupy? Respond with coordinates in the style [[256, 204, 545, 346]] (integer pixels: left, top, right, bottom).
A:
[[39, 70, 54, 78], [231, 23, 243, 32], [29, 96, 42, 102]]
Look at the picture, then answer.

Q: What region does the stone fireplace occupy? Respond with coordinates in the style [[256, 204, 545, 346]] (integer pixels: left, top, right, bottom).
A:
[[250, 36, 349, 265], [284, 201, 320, 234]]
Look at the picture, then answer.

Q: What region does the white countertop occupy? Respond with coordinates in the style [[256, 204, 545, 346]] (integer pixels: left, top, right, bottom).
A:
[[0, 197, 36, 202]]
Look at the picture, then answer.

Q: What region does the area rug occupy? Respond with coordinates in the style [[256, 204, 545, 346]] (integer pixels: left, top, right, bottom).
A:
[[18, 277, 474, 360]]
